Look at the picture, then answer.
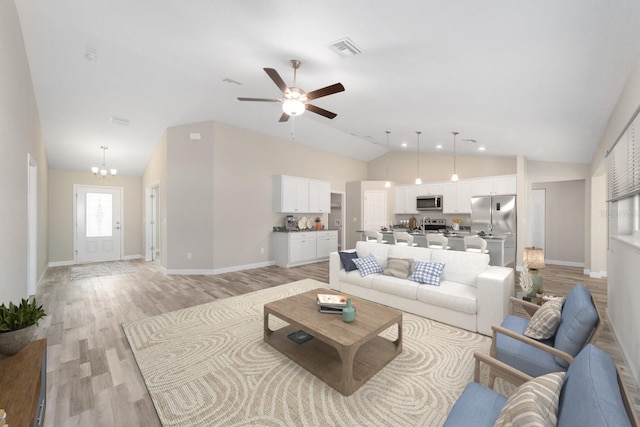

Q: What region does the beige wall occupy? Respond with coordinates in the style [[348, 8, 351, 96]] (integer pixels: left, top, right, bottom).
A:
[[367, 151, 516, 184], [532, 180, 585, 265], [148, 120, 368, 272], [48, 170, 142, 263], [0, 0, 49, 304], [591, 57, 640, 383], [142, 132, 167, 265]]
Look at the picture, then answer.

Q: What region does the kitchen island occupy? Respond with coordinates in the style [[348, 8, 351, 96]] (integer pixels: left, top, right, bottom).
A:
[[360, 230, 511, 267]]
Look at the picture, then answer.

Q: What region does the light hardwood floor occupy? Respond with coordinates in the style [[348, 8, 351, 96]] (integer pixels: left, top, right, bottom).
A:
[[33, 260, 638, 426]]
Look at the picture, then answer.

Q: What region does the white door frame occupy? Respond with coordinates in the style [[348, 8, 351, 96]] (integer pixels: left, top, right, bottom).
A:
[[73, 184, 124, 263], [27, 154, 38, 296], [331, 191, 347, 251], [145, 183, 160, 262]]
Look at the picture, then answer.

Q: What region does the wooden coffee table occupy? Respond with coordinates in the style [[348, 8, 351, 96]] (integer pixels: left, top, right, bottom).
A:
[[263, 288, 402, 396]]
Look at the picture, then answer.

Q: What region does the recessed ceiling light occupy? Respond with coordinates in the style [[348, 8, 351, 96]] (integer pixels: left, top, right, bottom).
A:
[[478, 146, 486, 151], [436, 144, 443, 149], [401, 142, 408, 148]]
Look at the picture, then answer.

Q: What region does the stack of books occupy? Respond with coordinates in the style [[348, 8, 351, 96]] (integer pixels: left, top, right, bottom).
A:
[[317, 293, 350, 314]]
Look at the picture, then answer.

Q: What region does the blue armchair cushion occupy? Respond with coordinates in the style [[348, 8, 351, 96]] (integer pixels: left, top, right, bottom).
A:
[[443, 382, 507, 427], [553, 284, 598, 367], [557, 344, 632, 427], [496, 315, 565, 377]]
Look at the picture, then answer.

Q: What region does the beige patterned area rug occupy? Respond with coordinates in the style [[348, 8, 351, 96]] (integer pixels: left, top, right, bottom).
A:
[[69, 261, 134, 281], [123, 279, 506, 427]]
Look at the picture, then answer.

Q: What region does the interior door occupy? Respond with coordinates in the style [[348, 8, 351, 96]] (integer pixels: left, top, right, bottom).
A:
[[75, 185, 123, 263], [363, 190, 387, 231]]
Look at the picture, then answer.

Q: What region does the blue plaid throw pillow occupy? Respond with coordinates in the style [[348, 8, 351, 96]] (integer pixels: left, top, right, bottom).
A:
[[409, 261, 445, 285], [351, 254, 383, 277]]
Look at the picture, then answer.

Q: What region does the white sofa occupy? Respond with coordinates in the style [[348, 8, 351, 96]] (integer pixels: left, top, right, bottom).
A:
[[329, 241, 514, 336]]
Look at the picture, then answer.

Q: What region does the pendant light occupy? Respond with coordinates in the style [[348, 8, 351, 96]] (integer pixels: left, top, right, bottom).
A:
[[91, 146, 117, 178], [385, 131, 391, 188], [415, 131, 422, 185], [451, 131, 459, 182]]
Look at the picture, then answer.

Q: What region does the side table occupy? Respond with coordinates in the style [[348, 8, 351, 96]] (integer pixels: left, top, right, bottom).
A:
[[0, 339, 47, 427]]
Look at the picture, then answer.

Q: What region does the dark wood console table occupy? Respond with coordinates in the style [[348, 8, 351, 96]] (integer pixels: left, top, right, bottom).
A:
[[0, 339, 47, 427]]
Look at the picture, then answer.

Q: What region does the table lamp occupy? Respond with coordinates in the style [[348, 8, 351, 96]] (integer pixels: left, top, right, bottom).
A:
[[523, 247, 545, 298]]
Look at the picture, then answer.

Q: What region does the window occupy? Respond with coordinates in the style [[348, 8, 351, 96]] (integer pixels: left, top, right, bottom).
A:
[[86, 192, 113, 237]]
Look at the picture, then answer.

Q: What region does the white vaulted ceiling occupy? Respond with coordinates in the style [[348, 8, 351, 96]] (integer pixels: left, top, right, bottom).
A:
[[14, 0, 640, 176]]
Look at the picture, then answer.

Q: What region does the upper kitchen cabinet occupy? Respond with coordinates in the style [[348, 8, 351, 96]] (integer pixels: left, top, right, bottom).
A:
[[442, 181, 472, 214], [308, 179, 331, 213], [395, 185, 419, 214], [471, 175, 516, 196], [416, 183, 444, 196], [274, 175, 331, 213]]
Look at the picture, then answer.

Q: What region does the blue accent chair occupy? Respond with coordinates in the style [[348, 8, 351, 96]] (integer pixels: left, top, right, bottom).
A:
[[443, 344, 638, 427], [489, 284, 599, 385]]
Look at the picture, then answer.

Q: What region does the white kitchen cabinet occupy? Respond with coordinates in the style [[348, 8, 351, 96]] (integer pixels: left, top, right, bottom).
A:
[[309, 179, 331, 213], [416, 183, 444, 196], [274, 231, 337, 267], [443, 181, 472, 214], [316, 230, 338, 259], [471, 175, 516, 196], [274, 175, 331, 213], [394, 185, 419, 214]]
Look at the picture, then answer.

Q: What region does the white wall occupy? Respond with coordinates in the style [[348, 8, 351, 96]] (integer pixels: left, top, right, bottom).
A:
[[0, 0, 49, 304]]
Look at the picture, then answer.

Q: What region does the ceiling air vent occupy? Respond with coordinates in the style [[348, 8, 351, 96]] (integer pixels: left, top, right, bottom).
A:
[[329, 38, 361, 58]]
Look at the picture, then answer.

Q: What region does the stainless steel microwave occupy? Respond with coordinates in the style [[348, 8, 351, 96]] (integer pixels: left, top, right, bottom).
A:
[[416, 195, 443, 211]]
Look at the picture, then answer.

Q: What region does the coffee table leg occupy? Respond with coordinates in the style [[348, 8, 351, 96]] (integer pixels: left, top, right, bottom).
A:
[[339, 344, 358, 395], [263, 309, 273, 341]]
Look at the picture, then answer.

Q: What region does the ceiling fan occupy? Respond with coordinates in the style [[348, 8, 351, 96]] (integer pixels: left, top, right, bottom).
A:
[[237, 59, 345, 122]]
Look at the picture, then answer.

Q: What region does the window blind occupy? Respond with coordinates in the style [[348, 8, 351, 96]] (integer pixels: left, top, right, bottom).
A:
[[607, 110, 640, 201]]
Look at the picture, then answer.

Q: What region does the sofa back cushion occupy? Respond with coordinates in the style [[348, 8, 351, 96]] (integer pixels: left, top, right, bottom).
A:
[[557, 344, 631, 427], [553, 284, 598, 367], [430, 250, 489, 287], [388, 244, 432, 262], [355, 241, 391, 269]]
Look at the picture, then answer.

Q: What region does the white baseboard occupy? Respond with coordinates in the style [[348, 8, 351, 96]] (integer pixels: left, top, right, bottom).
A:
[[165, 260, 276, 275], [49, 254, 142, 267], [588, 270, 607, 279], [544, 259, 585, 268]]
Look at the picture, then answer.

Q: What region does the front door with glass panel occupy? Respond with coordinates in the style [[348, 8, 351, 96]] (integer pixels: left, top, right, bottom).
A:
[[75, 185, 123, 263]]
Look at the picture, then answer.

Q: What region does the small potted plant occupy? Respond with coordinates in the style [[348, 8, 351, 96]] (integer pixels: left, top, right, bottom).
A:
[[315, 217, 322, 230], [0, 298, 46, 355]]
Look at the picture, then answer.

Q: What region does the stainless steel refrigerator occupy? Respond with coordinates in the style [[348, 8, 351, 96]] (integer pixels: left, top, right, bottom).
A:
[[470, 195, 517, 265]]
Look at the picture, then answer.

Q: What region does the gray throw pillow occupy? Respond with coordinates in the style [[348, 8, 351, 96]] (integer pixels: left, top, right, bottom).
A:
[[383, 258, 413, 279], [524, 298, 565, 340]]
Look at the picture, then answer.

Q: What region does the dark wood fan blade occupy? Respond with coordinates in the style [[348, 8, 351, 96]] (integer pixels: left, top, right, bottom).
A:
[[237, 97, 281, 102], [306, 104, 337, 119], [264, 68, 288, 93], [279, 112, 290, 122], [305, 83, 345, 101]]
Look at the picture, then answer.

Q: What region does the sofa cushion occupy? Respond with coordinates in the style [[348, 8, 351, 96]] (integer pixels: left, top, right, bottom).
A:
[[339, 269, 375, 289], [553, 284, 598, 368], [351, 254, 383, 276], [356, 241, 390, 269], [409, 261, 445, 285], [372, 275, 420, 300], [383, 257, 414, 279], [494, 371, 565, 427], [496, 315, 565, 377], [557, 344, 632, 427], [443, 381, 507, 427], [524, 298, 565, 340], [338, 251, 359, 272], [388, 244, 432, 262], [416, 281, 477, 314], [430, 250, 489, 287]]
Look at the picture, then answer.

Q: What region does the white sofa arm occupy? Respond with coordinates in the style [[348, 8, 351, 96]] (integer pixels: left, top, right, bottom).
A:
[[476, 266, 514, 336], [329, 250, 351, 291]]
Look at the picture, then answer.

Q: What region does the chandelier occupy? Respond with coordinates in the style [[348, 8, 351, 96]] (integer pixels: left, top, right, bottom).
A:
[[91, 146, 117, 177]]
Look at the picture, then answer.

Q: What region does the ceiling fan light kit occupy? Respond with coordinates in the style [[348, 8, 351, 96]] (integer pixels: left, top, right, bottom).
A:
[[238, 59, 344, 122]]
